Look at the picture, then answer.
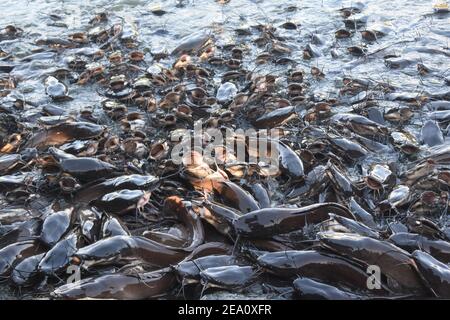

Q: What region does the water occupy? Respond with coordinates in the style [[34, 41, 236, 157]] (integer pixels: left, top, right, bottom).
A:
[[1, 1, 449, 90], [0, 0, 449, 299], [1, 0, 449, 131]]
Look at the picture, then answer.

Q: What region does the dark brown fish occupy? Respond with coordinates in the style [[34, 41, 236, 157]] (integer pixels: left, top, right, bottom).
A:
[[257, 250, 384, 293], [200, 265, 256, 290], [412, 250, 450, 298], [253, 106, 295, 128], [74, 174, 159, 203], [198, 201, 241, 237], [327, 213, 380, 239], [212, 180, 260, 213], [25, 122, 104, 149], [73, 235, 187, 269], [389, 233, 450, 264], [162, 196, 205, 251], [52, 268, 176, 299], [181, 242, 233, 262], [171, 31, 210, 56], [234, 203, 356, 238], [60, 157, 116, 181], [92, 189, 149, 215], [293, 277, 362, 300], [318, 232, 426, 294]]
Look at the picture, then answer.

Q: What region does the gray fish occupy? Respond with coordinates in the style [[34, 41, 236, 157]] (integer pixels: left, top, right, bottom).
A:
[[38, 234, 78, 275], [175, 255, 237, 281], [40, 208, 73, 247], [200, 265, 255, 289], [11, 253, 45, 287], [52, 268, 176, 300], [171, 31, 210, 56], [421, 120, 444, 146], [293, 277, 362, 300], [0, 240, 43, 276]]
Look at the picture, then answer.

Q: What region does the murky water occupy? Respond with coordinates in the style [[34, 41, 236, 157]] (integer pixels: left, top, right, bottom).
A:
[[1, 0, 449, 96], [1, 0, 449, 138], [1, 0, 450, 300]]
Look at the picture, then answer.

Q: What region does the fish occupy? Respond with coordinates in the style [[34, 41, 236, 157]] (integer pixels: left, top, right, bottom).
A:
[[257, 250, 384, 293], [318, 232, 426, 294], [52, 268, 176, 300], [212, 180, 260, 213], [40, 208, 73, 247], [72, 235, 187, 269], [234, 203, 356, 238], [171, 31, 210, 56], [0, 240, 44, 276], [25, 122, 104, 149], [293, 277, 363, 300], [389, 233, 450, 264], [412, 250, 450, 298], [74, 174, 159, 203]]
